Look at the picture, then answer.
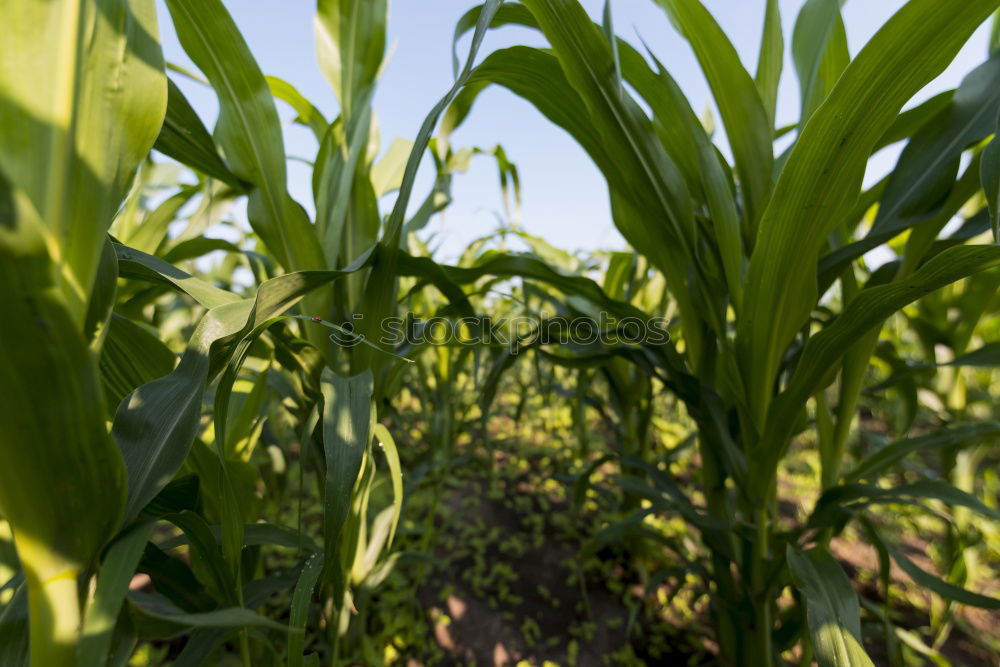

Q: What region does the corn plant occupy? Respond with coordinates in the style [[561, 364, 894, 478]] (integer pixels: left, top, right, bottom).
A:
[[0, 0, 505, 663], [444, 0, 1000, 664], [2, 0, 1000, 663], [866, 266, 1000, 652]]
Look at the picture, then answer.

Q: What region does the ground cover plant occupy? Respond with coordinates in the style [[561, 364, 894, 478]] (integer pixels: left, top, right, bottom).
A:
[[0, 0, 999, 665]]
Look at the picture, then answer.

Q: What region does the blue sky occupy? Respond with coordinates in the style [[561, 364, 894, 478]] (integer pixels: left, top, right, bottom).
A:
[[156, 1, 994, 261]]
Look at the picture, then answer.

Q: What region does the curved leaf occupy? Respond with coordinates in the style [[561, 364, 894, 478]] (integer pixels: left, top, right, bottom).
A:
[[654, 0, 773, 223], [791, 0, 849, 125], [78, 521, 156, 667], [372, 424, 403, 549], [787, 546, 874, 667], [0, 0, 167, 322], [154, 79, 245, 189], [753, 244, 1000, 498], [287, 553, 324, 667], [315, 0, 386, 115], [755, 0, 783, 128], [845, 422, 1000, 484], [129, 593, 291, 633], [868, 530, 1000, 610], [164, 0, 324, 272], [99, 314, 177, 414], [319, 369, 374, 598], [114, 247, 375, 522], [738, 0, 1000, 428], [810, 480, 1000, 529], [266, 76, 328, 141]]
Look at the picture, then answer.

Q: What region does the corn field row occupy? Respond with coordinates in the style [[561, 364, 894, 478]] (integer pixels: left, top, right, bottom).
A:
[[1, 0, 999, 665]]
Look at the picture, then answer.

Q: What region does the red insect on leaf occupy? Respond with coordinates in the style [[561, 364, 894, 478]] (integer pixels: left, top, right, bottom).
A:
[[311, 316, 323, 322]]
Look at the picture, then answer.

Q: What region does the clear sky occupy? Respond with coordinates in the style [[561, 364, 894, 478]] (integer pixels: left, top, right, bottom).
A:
[[155, 1, 994, 262]]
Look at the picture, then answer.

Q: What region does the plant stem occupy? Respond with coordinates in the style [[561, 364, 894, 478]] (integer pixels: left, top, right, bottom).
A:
[[24, 565, 81, 667], [238, 629, 251, 667], [752, 506, 772, 666]]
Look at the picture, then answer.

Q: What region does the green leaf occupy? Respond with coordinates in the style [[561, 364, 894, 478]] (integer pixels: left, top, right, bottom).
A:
[[792, 0, 849, 125], [84, 237, 121, 350], [871, 53, 1000, 239], [370, 138, 415, 199], [0, 228, 127, 667], [875, 90, 955, 151], [866, 341, 1000, 392], [99, 313, 176, 418], [287, 553, 324, 667], [222, 368, 270, 457], [320, 369, 374, 596], [159, 523, 319, 553], [445, 47, 607, 172], [654, 0, 773, 224], [0, 585, 28, 667], [635, 48, 745, 310], [755, 0, 784, 128], [266, 76, 329, 141], [356, 0, 503, 372], [154, 79, 246, 190], [400, 250, 651, 323], [113, 301, 253, 523], [78, 522, 156, 667], [169, 569, 300, 666], [161, 237, 242, 265], [209, 339, 272, 583], [440, 38, 716, 353], [315, 0, 386, 116], [601, 0, 622, 92], [868, 530, 1000, 610], [373, 424, 403, 549], [787, 546, 875, 667], [138, 475, 200, 521], [738, 0, 1000, 428], [992, 9, 1000, 55], [983, 112, 1000, 242], [165, 511, 235, 605], [313, 101, 375, 267], [129, 593, 291, 633], [122, 187, 199, 257], [810, 480, 1000, 529], [113, 246, 375, 522], [510, 0, 695, 274], [164, 0, 324, 273], [818, 157, 984, 289], [478, 348, 523, 418], [115, 242, 242, 309], [753, 244, 1000, 498], [845, 422, 1000, 484], [0, 0, 167, 323], [450, 3, 536, 78]]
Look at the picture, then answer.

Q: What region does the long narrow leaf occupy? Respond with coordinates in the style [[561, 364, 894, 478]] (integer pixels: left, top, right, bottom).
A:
[[845, 422, 1000, 484], [753, 244, 1000, 497], [114, 247, 375, 521], [755, 0, 783, 128], [78, 522, 156, 666], [738, 0, 1000, 427], [320, 369, 374, 596], [154, 80, 245, 189], [654, 0, 773, 224], [787, 546, 874, 667], [164, 0, 324, 273]]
